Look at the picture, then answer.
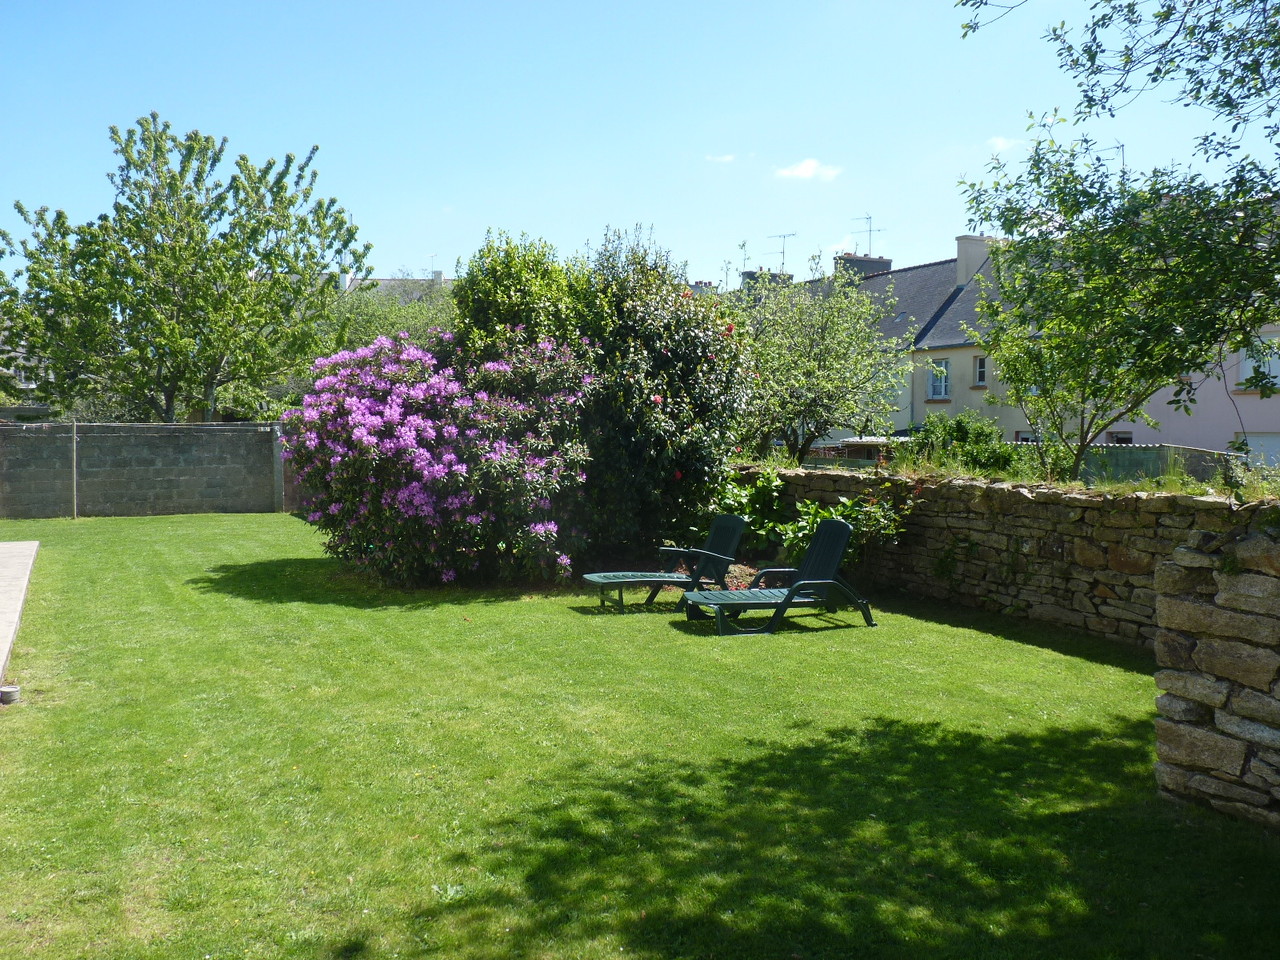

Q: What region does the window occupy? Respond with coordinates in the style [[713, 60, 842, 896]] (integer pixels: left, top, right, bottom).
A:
[[973, 355, 987, 387], [1240, 335, 1279, 388], [1014, 431, 1039, 443], [928, 360, 951, 400], [1106, 431, 1133, 445]]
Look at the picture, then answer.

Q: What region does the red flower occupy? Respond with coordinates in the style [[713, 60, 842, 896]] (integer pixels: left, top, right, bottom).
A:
[[674, 469, 683, 480], [680, 289, 693, 299], [652, 394, 663, 404]]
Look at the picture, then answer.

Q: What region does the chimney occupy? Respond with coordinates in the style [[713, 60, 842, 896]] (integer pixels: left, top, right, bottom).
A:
[[833, 251, 892, 279], [956, 234, 994, 287]]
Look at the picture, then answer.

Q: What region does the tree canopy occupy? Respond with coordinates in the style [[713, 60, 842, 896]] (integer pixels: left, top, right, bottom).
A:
[[0, 112, 370, 422], [736, 263, 910, 463], [958, 0, 1280, 152], [965, 129, 1280, 478]]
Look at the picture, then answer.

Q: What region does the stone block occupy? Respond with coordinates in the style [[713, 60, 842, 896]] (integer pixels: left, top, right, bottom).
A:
[[1155, 718, 1248, 775], [1248, 757, 1280, 788], [1158, 596, 1280, 646], [1207, 799, 1280, 830], [1231, 688, 1280, 727], [1086, 616, 1120, 636], [1154, 630, 1197, 670], [1215, 709, 1280, 750], [1170, 546, 1219, 569], [1234, 535, 1280, 577], [1028, 604, 1085, 628], [1157, 693, 1213, 723], [1193, 638, 1280, 690], [1154, 760, 1192, 793], [1187, 774, 1271, 806], [1075, 542, 1105, 570], [1214, 571, 1280, 618], [1155, 669, 1231, 706], [1157, 560, 1213, 599]]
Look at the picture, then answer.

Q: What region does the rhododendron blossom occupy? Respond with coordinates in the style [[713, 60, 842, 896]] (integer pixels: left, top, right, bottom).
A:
[[283, 331, 589, 586]]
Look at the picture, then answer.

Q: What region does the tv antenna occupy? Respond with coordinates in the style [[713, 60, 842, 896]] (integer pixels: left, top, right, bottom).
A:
[[854, 215, 885, 255], [768, 232, 796, 273]]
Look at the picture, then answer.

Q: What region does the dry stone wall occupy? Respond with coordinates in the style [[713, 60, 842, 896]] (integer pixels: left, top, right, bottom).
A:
[[759, 468, 1280, 830], [1152, 514, 1280, 829]]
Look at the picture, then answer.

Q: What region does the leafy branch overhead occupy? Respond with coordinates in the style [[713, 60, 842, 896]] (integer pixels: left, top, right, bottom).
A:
[[965, 128, 1280, 479], [0, 112, 371, 422]]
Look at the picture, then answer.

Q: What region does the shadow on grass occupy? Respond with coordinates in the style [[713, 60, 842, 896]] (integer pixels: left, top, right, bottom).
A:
[[392, 717, 1280, 959], [186, 558, 531, 610], [866, 589, 1156, 676]]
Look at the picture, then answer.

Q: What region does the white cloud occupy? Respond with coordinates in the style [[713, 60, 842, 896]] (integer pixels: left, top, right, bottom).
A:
[[705, 154, 736, 163], [775, 158, 842, 181], [987, 136, 1026, 154]]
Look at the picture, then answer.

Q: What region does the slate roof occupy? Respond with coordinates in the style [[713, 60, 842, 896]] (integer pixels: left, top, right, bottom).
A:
[[858, 255, 996, 350]]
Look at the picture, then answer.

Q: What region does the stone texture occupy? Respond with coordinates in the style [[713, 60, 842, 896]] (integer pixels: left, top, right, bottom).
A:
[[1158, 596, 1280, 646], [1156, 693, 1213, 723], [1215, 709, 1280, 750], [1155, 669, 1231, 707], [1230, 687, 1280, 727], [1155, 631, 1198, 670], [1187, 773, 1272, 806], [1235, 535, 1280, 577], [1155, 562, 1212, 595], [1192, 638, 1280, 691], [1154, 718, 1248, 776], [1207, 799, 1280, 830]]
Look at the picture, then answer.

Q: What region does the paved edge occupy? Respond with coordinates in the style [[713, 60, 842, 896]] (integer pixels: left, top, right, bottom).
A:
[[0, 541, 39, 684]]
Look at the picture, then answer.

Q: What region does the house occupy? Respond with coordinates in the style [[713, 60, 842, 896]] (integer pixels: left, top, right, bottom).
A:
[[836, 235, 1279, 464]]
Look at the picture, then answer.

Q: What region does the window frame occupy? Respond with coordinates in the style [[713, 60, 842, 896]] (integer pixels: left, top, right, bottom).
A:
[[927, 359, 951, 400]]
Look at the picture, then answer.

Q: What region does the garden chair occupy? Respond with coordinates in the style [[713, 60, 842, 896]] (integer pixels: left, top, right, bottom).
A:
[[582, 514, 748, 611], [683, 517, 876, 635]]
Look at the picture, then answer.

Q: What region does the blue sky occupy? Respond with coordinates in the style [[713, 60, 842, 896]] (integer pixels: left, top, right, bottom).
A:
[[0, 0, 1245, 287]]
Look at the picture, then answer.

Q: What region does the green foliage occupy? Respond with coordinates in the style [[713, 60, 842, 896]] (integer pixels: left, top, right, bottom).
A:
[[0, 112, 370, 422], [716, 469, 912, 564], [901, 409, 1033, 475], [714, 466, 792, 558], [965, 126, 1280, 480], [454, 227, 748, 564], [959, 0, 1280, 156], [734, 264, 911, 462], [776, 487, 912, 565], [333, 277, 458, 347], [452, 230, 584, 349]]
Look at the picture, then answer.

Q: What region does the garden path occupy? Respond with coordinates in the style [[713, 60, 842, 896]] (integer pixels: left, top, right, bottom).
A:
[[0, 541, 38, 683]]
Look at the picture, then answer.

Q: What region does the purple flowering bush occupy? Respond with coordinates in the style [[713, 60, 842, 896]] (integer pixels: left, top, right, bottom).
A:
[[282, 330, 589, 586]]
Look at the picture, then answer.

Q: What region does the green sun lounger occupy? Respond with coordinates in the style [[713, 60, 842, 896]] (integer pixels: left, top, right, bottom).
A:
[[582, 514, 748, 611]]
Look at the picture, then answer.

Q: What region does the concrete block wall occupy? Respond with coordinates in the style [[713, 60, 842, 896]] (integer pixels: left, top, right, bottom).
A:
[[0, 423, 285, 518]]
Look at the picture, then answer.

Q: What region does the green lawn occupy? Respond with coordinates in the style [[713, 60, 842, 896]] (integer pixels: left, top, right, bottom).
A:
[[2, 513, 1279, 959]]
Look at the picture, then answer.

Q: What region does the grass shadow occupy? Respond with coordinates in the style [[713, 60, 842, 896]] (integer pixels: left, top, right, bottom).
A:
[[399, 717, 1280, 959], [186, 558, 530, 610], [866, 589, 1156, 675]]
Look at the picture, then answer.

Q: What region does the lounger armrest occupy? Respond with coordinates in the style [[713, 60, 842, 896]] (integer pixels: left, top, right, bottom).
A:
[[749, 566, 798, 590], [785, 578, 855, 603], [658, 544, 696, 571], [684, 547, 735, 564]]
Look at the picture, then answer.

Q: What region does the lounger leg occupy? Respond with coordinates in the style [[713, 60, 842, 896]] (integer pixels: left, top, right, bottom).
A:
[[644, 586, 661, 605], [857, 600, 877, 627], [685, 601, 713, 621]]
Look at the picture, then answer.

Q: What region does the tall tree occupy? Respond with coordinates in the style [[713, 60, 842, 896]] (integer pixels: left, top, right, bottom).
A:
[[0, 112, 370, 422], [965, 130, 1280, 479], [737, 261, 910, 463]]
